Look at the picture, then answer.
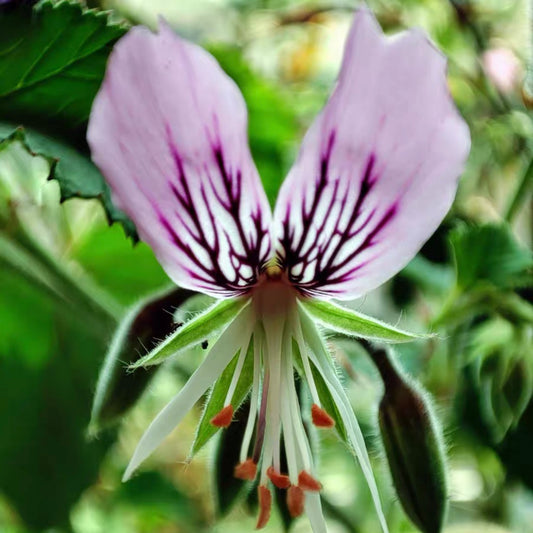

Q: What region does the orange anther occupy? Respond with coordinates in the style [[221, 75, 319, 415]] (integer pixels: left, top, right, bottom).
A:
[[311, 403, 335, 428], [298, 470, 322, 491], [234, 458, 257, 480], [287, 485, 305, 518], [210, 404, 234, 427], [256, 485, 272, 529], [267, 466, 291, 489]]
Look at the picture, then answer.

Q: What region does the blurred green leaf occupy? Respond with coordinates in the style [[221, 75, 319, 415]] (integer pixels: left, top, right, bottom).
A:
[[0, 272, 115, 530], [115, 471, 203, 529], [450, 223, 533, 291]]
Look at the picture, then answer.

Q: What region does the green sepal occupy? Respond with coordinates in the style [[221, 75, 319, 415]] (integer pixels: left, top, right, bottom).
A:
[[130, 297, 249, 368], [374, 348, 448, 533], [90, 287, 196, 433], [301, 298, 426, 343], [191, 340, 254, 455]]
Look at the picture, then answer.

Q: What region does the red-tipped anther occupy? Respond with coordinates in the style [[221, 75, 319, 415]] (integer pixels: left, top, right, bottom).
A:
[[234, 458, 257, 480], [287, 485, 305, 518], [210, 405, 234, 427], [256, 485, 272, 529], [311, 403, 335, 428], [298, 470, 322, 492], [267, 466, 291, 489]]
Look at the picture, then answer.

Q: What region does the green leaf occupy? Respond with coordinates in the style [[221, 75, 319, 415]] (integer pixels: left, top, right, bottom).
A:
[[450, 223, 533, 290], [192, 340, 254, 455], [301, 299, 425, 343], [0, 2, 136, 237], [130, 297, 249, 368], [0, 1, 126, 149], [90, 287, 197, 433]]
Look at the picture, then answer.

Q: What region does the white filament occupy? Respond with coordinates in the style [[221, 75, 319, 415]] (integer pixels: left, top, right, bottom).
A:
[[123, 304, 254, 481], [239, 325, 263, 463]]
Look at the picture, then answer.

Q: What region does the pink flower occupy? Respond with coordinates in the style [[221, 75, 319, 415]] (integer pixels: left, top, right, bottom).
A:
[[482, 47, 521, 94], [87, 9, 470, 532]]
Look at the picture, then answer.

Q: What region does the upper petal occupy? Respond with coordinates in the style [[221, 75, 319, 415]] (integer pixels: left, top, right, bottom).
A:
[[273, 8, 470, 299], [88, 22, 271, 297]]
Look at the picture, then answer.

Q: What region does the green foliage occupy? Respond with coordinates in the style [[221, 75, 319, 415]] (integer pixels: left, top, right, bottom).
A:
[[0, 123, 137, 238], [0, 1, 126, 149], [450, 223, 533, 291]]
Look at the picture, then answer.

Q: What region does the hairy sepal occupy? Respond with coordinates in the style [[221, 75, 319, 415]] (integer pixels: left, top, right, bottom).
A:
[[130, 297, 249, 368], [301, 299, 426, 343]]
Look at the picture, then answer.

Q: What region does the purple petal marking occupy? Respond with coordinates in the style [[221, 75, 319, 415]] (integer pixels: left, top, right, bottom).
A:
[[272, 8, 470, 300], [278, 132, 397, 297], [159, 128, 270, 294], [87, 21, 272, 296]]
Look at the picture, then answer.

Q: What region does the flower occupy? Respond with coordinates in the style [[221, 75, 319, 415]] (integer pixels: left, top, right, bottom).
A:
[[87, 8, 470, 532], [482, 47, 521, 95]]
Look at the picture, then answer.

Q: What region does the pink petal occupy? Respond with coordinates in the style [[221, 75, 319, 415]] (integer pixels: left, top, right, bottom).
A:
[[88, 22, 271, 296], [273, 9, 470, 300]]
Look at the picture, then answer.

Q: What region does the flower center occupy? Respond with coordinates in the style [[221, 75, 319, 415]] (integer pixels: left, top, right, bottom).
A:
[[209, 276, 335, 528]]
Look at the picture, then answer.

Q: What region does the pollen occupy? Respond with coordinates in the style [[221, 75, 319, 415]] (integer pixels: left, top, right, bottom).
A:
[[311, 403, 335, 428], [267, 466, 291, 489], [234, 458, 257, 480], [256, 485, 272, 529], [298, 470, 322, 491], [287, 485, 305, 518], [265, 263, 283, 279], [210, 404, 234, 427]]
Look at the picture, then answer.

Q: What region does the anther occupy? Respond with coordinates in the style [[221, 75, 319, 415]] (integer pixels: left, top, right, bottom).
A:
[[267, 466, 291, 489], [287, 485, 305, 518], [298, 470, 322, 491], [210, 405, 234, 427], [311, 403, 335, 428], [234, 458, 257, 480], [256, 485, 272, 529]]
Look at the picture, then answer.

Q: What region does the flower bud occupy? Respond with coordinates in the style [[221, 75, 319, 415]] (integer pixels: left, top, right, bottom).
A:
[[90, 287, 195, 432], [373, 347, 447, 533]]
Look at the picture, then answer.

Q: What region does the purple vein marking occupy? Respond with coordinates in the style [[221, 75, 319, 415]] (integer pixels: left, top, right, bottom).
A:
[[157, 124, 270, 295], [278, 131, 397, 296]]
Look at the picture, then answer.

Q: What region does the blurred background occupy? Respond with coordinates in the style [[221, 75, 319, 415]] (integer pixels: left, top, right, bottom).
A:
[[0, 0, 532, 532]]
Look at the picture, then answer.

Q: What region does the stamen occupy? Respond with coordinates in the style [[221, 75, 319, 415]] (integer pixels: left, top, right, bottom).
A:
[[224, 342, 250, 407], [298, 470, 322, 491], [210, 404, 233, 427], [234, 458, 257, 480], [311, 403, 335, 428], [240, 329, 262, 463], [256, 485, 272, 529], [267, 466, 291, 489], [292, 312, 321, 406], [287, 485, 305, 518], [280, 337, 299, 485]]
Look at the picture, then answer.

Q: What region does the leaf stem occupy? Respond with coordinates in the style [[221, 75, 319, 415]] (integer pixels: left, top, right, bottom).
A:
[[505, 156, 533, 224]]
